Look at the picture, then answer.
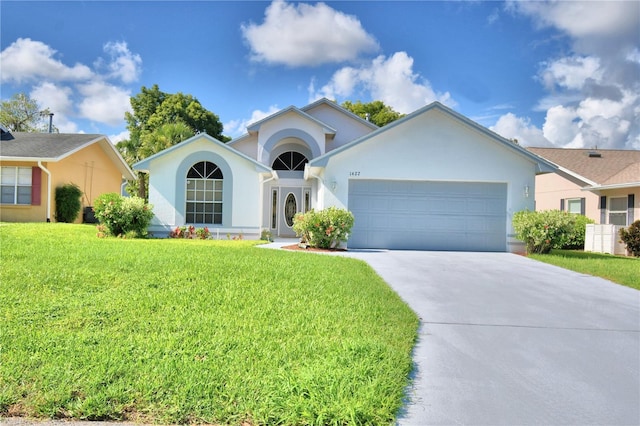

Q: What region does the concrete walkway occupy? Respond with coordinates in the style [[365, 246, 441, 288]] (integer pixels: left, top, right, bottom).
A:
[[341, 250, 640, 425]]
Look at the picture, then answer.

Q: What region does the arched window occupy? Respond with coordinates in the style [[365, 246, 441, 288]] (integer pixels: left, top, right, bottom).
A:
[[186, 161, 223, 224], [272, 151, 308, 171]]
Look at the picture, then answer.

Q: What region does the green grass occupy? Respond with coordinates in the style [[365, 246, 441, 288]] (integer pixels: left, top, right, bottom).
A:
[[0, 223, 418, 425], [529, 249, 640, 290]]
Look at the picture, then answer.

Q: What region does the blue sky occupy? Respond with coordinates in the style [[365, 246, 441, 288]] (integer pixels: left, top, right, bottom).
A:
[[1, 1, 638, 149]]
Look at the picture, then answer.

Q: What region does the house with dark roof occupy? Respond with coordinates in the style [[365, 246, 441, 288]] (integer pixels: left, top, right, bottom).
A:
[[528, 147, 639, 226], [134, 99, 555, 251], [0, 128, 135, 223]]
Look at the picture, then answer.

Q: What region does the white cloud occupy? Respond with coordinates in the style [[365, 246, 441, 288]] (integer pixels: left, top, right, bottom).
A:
[[538, 56, 602, 91], [30, 82, 78, 133], [100, 41, 142, 83], [242, 0, 379, 67], [310, 52, 453, 114], [224, 105, 281, 138], [109, 130, 130, 144], [499, 1, 640, 150], [77, 81, 132, 126], [0, 38, 93, 84], [491, 113, 552, 147]]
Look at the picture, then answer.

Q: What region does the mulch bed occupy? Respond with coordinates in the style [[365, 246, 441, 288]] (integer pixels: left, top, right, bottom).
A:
[[281, 244, 347, 253]]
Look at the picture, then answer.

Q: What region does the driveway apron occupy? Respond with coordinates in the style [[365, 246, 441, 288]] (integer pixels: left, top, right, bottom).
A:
[[344, 250, 640, 425]]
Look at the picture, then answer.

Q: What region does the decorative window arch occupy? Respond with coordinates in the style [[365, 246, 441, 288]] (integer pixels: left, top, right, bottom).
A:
[[272, 151, 308, 171], [185, 161, 223, 224]]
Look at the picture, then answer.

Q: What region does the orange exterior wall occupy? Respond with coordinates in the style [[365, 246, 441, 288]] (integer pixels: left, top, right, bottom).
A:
[[0, 143, 124, 223]]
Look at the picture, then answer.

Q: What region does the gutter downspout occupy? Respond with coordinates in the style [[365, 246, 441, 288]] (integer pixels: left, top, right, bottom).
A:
[[259, 171, 278, 233], [304, 165, 324, 210], [38, 161, 52, 222]]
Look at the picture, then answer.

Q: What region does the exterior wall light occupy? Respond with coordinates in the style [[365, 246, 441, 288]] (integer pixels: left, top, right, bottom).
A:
[[524, 185, 530, 198]]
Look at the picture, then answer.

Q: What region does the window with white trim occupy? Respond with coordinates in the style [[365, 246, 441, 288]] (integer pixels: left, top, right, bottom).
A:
[[608, 197, 627, 226], [567, 198, 582, 214], [272, 151, 308, 171], [185, 161, 223, 224], [1, 166, 32, 205]]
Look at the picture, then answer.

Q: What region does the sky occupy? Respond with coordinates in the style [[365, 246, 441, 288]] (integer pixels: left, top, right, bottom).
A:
[[1, 0, 639, 150]]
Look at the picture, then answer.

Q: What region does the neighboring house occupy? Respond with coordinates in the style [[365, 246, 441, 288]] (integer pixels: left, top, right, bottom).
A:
[[0, 128, 135, 223], [528, 147, 639, 226], [134, 98, 555, 252]]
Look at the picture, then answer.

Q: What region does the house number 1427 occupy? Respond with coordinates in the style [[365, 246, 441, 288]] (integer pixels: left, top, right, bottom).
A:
[[349, 171, 360, 176]]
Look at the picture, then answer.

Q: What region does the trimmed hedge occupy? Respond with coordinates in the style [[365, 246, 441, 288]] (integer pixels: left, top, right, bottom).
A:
[[55, 183, 83, 223]]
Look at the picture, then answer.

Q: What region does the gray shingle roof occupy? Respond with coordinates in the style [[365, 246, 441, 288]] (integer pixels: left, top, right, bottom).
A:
[[0, 132, 105, 159]]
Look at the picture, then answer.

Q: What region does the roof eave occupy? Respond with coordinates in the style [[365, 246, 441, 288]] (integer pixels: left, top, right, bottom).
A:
[[582, 182, 640, 191]]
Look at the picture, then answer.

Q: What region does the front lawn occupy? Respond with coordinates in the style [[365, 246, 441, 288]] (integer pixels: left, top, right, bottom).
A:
[[529, 249, 639, 290], [0, 223, 418, 425]]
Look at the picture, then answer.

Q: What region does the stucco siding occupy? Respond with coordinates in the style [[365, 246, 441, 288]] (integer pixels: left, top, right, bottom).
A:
[[305, 103, 375, 150], [145, 136, 264, 234], [317, 109, 536, 251], [230, 135, 258, 160], [535, 173, 600, 221]]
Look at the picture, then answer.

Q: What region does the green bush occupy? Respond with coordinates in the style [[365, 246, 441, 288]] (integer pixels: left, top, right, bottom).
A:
[[293, 207, 354, 249], [562, 214, 595, 249], [93, 193, 153, 238], [619, 220, 640, 257], [55, 183, 83, 223], [513, 210, 576, 254]]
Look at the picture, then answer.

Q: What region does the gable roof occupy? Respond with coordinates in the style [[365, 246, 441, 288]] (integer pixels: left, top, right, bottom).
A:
[[527, 147, 640, 189], [0, 132, 135, 180], [133, 132, 273, 173], [301, 98, 379, 130], [245, 105, 337, 137], [309, 101, 556, 173]]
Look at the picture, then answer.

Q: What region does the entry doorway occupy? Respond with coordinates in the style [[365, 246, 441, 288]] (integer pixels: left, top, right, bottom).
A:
[[270, 186, 311, 237]]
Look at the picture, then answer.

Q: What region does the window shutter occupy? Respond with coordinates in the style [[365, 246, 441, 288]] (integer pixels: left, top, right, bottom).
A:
[[31, 167, 41, 205], [628, 194, 635, 225], [560, 199, 565, 211], [599, 196, 606, 224], [580, 198, 586, 216]]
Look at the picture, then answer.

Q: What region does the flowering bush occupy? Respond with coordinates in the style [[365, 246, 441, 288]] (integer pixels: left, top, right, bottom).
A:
[[293, 207, 354, 249], [93, 193, 154, 238], [169, 225, 211, 240], [619, 220, 640, 257], [513, 210, 577, 254]]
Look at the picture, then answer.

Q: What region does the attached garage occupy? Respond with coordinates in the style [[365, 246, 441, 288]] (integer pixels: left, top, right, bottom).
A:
[[348, 180, 507, 251]]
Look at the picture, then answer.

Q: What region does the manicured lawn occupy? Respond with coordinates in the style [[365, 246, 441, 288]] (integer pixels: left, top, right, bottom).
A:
[[530, 249, 639, 290], [0, 223, 418, 425]]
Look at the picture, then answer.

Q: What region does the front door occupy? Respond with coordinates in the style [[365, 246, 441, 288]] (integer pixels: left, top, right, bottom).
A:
[[275, 186, 311, 237]]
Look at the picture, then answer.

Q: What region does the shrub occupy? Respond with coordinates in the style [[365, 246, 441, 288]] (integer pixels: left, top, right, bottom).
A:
[[93, 193, 153, 238], [55, 183, 83, 223], [562, 214, 595, 249], [513, 210, 575, 254], [619, 220, 640, 257], [293, 207, 354, 249], [169, 225, 211, 240]]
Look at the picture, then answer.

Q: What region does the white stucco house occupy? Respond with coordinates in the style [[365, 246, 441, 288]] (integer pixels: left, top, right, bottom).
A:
[[133, 98, 555, 252]]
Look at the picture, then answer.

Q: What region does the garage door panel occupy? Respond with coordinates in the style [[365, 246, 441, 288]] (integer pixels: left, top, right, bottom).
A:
[[348, 180, 507, 251]]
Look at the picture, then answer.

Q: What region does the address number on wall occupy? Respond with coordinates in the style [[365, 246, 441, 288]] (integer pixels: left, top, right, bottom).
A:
[[349, 171, 361, 176]]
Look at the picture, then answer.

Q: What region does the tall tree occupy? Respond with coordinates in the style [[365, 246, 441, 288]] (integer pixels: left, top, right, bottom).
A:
[[118, 85, 227, 199], [341, 100, 404, 127], [0, 93, 57, 133]]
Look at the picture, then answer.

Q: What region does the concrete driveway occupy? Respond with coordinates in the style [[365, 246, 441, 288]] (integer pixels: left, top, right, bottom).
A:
[[344, 250, 640, 425]]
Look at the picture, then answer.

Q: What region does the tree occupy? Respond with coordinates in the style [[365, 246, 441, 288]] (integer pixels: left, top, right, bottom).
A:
[[0, 93, 57, 133], [117, 85, 228, 199], [341, 100, 404, 127]]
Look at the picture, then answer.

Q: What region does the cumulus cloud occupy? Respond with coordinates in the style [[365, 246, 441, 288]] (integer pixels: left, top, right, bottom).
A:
[[77, 81, 133, 126], [491, 113, 552, 147], [0, 38, 93, 84], [1, 38, 141, 131], [97, 41, 143, 84], [496, 1, 640, 149], [310, 52, 453, 114], [224, 105, 281, 138], [242, 0, 379, 67]]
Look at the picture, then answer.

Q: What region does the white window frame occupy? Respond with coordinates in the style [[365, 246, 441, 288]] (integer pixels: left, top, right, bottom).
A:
[[1, 166, 32, 205], [185, 162, 223, 225], [566, 198, 582, 215], [608, 197, 627, 226]]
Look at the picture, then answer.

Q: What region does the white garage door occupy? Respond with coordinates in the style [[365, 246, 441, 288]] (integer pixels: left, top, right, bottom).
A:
[[348, 180, 507, 251]]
